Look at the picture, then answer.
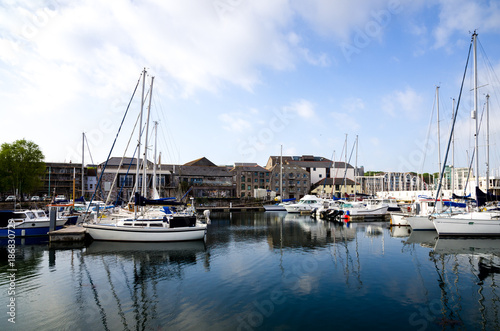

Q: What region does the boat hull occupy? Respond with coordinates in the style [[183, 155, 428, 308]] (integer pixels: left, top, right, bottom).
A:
[[407, 216, 436, 230], [263, 205, 286, 212], [390, 213, 409, 226], [0, 225, 65, 238], [433, 214, 500, 237], [84, 223, 207, 242], [345, 206, 389, 217]]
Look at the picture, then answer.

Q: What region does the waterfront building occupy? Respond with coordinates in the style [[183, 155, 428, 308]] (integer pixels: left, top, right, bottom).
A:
[[310, 177, 357, 198], [177, 157, 236, 199], [265, 160, 311, 200], [230, 163, 271, 198], [39, 162, 86, 200], [96, 157, 173, 205]]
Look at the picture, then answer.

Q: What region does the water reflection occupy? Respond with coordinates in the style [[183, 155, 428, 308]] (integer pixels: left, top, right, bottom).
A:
[[1, 212, 500, 330]]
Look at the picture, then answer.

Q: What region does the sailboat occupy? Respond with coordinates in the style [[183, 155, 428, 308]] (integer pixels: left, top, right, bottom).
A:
[[433, 32, 500, 237], [83, 69, 209, 242]]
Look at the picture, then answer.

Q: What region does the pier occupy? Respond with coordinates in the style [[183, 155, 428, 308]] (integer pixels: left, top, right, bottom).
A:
[[49, 226, 87, 242]]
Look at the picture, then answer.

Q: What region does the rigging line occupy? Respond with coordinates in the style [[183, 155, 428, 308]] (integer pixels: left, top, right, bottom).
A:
[[433, 37, 473, 211], [334, 139, 346, 179], [87, 71, 142, 217], [106, 110, 142, 205], [419, 90, 437, 176], [340, 138, 356, 191], [153, 96, 179, 164], [462, 98, 488, 196]]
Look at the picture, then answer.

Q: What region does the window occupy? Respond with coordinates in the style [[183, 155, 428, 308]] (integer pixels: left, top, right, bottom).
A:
[[319, 174, 322, 178], [255, 179, 258, 182], [241, 183, 245, 190], [119, 175, 134, 187], [248, 185, 251, 190]]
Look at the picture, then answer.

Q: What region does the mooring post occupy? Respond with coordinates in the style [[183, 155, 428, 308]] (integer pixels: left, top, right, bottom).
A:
[[49, 206, 57, 232]]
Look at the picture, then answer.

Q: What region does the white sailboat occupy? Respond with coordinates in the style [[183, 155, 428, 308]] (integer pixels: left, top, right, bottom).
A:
[[84, 69, 208, 242], [433, 32, 500, 237]]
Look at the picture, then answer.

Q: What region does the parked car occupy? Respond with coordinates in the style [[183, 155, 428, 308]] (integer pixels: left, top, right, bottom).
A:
[[5, 195, 16, 202], [54, 195, 67, 202], [31, 196, 41, 201]]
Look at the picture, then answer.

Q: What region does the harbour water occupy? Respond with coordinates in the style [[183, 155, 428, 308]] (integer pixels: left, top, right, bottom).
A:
[[1, 212, 500, 330]]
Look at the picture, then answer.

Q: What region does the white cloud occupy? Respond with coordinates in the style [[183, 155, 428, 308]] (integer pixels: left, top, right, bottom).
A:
[[433, 0, 500, 49], [219, 113, 252, 132], [381, 87, 424, 118], [342, 97, 365, 113], [292, 0, 398, 40], [284, 99, 316, 119]]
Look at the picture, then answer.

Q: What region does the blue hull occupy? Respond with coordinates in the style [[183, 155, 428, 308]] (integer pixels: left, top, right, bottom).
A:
[[0, 225, 64, 238]]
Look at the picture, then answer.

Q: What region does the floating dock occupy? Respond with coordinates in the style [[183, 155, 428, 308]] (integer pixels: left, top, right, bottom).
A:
[[49, 226, 87, 242]]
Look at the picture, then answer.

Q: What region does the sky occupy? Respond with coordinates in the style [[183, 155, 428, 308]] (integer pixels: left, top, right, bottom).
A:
[[2, 0, 500, 176]]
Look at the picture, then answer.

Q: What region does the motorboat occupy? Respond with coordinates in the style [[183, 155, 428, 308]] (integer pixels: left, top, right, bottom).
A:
[[0, 209, 67, 237], [284, 195, 325, 213]]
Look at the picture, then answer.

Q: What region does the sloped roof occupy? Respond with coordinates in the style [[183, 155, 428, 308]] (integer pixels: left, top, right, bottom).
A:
[[184, 157, 217, 167]]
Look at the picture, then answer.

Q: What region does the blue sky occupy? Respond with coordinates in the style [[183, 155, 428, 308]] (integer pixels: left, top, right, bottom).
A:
[[2, 0, 500, 176]]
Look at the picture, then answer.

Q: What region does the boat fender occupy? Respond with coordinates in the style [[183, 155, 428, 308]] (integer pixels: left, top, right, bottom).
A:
[[203, 210, 211, 224]]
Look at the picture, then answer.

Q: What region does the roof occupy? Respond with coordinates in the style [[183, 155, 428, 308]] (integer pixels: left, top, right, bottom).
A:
[[184, 157, 217, 167], [230, 164, 269, 172], [178, 165, 232, 177], [316, 177, 356, 186]]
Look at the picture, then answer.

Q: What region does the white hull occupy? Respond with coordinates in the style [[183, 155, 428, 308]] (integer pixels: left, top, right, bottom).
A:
[[433, 212, 500, 237], [345, 205, 388, 217], [407, 216, 436, 230], [263, 204, 286, 211], [285, 205, 316, 213], [390, 213, 409, 226], [84, 223, 207, 242]]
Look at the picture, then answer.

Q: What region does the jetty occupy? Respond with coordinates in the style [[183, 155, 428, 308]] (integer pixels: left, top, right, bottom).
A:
[[49, 226, 87, 242]]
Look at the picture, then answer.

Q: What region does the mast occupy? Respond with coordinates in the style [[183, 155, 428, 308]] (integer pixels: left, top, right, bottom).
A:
[[152, 121, 158, 196], [436, 86, 442, 189], [355, 135, 358, 198], [73, 167, 76, 206], [280, 145, 283, 201], [344, 134, 347, 197], [451, 98, 456, 196], [82, 132, 85, 198], [142, 76, 154, 198], [486, 94, 490, 193], [473, 31, 479, 193], [135, 68, 146, 218]]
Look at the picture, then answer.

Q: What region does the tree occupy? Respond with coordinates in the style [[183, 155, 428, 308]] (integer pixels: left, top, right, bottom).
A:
[[0, 139, 45, 199]]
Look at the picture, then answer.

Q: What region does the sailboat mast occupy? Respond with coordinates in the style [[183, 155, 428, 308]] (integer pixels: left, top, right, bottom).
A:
[[82, 132, 85, 197], [451, 98, 455, 196], [436, 86, 442, 186], [135, 68, 146, 217], [344, 133, 347, 197], [142, 76, 154, 198], [280, 145, 283, 201], [355, 135, 358, 199], [486, 94, 490, 193], [473, 31, 479, 192], [152, 121, 158, 195]]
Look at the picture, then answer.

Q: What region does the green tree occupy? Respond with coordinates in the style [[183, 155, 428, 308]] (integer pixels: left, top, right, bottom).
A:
[[0, 139, 45, 199]]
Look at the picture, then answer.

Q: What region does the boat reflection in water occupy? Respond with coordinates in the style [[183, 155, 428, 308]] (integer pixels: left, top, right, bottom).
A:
[[1, 212, 499, 330]]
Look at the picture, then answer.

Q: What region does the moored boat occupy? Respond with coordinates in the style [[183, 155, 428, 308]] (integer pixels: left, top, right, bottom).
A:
[[0, 209, 66, 237]]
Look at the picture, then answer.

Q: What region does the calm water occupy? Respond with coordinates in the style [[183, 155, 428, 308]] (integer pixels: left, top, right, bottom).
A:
[[1, 212, 500, 330]]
